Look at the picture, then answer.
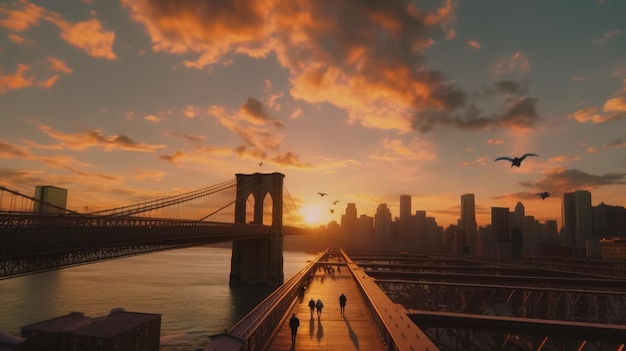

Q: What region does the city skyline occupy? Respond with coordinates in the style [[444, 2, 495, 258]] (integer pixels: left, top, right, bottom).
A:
[[1, 1, 626, 229]]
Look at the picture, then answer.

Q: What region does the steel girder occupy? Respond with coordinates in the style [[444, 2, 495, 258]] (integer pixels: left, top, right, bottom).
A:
[[376, 280, 626, 325]]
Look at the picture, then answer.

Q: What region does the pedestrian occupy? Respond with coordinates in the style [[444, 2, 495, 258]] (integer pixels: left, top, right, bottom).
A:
[[308, 298, 316, 318], [289, 313, 300, 343], [315, 298, 324, 318], [339, 293, 347, 315]]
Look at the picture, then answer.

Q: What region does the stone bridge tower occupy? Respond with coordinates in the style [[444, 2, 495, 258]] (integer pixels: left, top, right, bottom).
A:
[[230, 172, 285, 285]]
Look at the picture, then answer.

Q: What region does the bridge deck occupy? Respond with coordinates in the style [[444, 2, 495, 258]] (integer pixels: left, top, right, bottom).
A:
[[266, 262, 387, 351]]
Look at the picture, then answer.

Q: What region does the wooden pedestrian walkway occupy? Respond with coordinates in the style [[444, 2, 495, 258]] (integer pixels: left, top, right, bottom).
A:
[[266, 263, 387, 351]]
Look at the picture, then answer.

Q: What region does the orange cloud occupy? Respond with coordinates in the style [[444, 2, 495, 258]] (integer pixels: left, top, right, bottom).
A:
[[0, 63, 64, 94], [568, 81, 626, 124], [123, 1, 503, 133], [7, 33, 34, 45], [370, 137, 437, 162], [487, 138, 504, 145], [46, 56, 72, 73], [467, 39, 480, 49], [0, 0, 44, 31], [45, 15, 117, 60], [38, 124, 166, 152]]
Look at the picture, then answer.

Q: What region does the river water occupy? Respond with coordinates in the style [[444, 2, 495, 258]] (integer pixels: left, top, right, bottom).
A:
[[0, 246, 317, 350]]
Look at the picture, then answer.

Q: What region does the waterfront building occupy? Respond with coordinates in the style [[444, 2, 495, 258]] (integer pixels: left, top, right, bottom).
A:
[[20, 309, 161, 351], [33, 185, 67, 214]]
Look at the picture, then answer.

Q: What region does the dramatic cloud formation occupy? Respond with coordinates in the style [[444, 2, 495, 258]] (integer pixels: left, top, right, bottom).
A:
[[520, 167, 626, 193], [120, 0, 541, 134]]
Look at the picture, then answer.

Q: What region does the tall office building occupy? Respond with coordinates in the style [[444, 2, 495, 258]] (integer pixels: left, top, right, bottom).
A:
[[491, 207, 510, 243], [512, 202, 525, 228], [374, 203, 392, 241], [460, 194, 477, 254], [33, 185, 68, 214], [562, 190, 592, 247], [340, 203, 358, 241], [399, 195, 412, 240]]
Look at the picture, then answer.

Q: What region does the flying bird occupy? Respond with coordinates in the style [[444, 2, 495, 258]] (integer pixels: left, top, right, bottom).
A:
[[536, 191, 550, 200], [329, 209, 334, 214], [494, 153, 538, 167], [317, 192, 327, 197], [332, 200, 340, 205]]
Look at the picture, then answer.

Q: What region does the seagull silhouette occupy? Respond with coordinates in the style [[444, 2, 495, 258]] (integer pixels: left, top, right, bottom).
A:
[[494, 153, 538, 167], [317, 192, 327, 197], [536, 191, 550, 200], [332, 200, 340, 205], [329, 209, 334, 214]]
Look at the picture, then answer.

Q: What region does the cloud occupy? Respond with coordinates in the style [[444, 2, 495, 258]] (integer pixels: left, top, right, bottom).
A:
[[0, 142, 29, 158], [493, 52, 530, 76], [290, 107, 303, 119], [593, 29, 622, 45], [124, 1, 544, 134], [370, 137, 437, 162], [458, 157, 488, 167], [568, 81, 626, 124], [240, 97, 274, 125], [132, 169, 165, 182], [44, 15, 117, 60], [1, 1, 117, 60], [487, 138, 504, 145], [167, 132, 207, 143], [467, 39, 480, 49], [159, 150, 185, 164], [0, 0, 44, 32], [0, 63, 64, 94], [45, 56, 73, 73], [38, 124, 166, 152], [7, 33, 34, 45], [144, 114, 160, 122], [604, 139, 626, 149], [519, 167, 626, 193], [271, 151, 311, 168]]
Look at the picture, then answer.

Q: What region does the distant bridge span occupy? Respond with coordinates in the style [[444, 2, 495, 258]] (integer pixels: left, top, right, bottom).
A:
[[0, 173, 311, 281]]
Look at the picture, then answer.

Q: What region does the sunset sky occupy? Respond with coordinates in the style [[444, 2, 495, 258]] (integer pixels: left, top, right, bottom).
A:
[[1, 0, 625, 229]]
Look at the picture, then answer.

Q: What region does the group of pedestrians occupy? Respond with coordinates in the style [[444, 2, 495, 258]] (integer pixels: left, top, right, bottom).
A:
[[308, 298, 324, 318], [290, 294, 348, 344]]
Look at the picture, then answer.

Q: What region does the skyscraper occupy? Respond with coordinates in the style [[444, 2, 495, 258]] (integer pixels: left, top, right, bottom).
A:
[[460, 194, 477, 254], [374, 203, 392, 241], [399, 195, 412, 240], [340, 203, 358, 241], [562, 190, 592, 247], [491, 207, 510, 243]]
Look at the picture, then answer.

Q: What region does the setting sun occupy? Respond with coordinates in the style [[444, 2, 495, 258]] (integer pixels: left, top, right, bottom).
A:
[[300, 206, 329, 227]]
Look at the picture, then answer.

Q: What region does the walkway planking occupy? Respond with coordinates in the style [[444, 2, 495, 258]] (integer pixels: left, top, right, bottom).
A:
[[266, 263, 387, 351]]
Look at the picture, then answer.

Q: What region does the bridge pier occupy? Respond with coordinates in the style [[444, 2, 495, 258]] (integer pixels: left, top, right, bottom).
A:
[[230, 173, 285, 285]]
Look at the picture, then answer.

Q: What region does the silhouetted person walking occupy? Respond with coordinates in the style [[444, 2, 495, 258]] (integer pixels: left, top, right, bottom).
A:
[[316, 299, 324, 319], [339, 293, 347, 315], [289, 313, 300, 343], [308, 298, 316, 318]]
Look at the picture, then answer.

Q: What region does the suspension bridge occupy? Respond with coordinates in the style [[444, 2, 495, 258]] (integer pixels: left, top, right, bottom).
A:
[[0, 173, 308, 283]]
